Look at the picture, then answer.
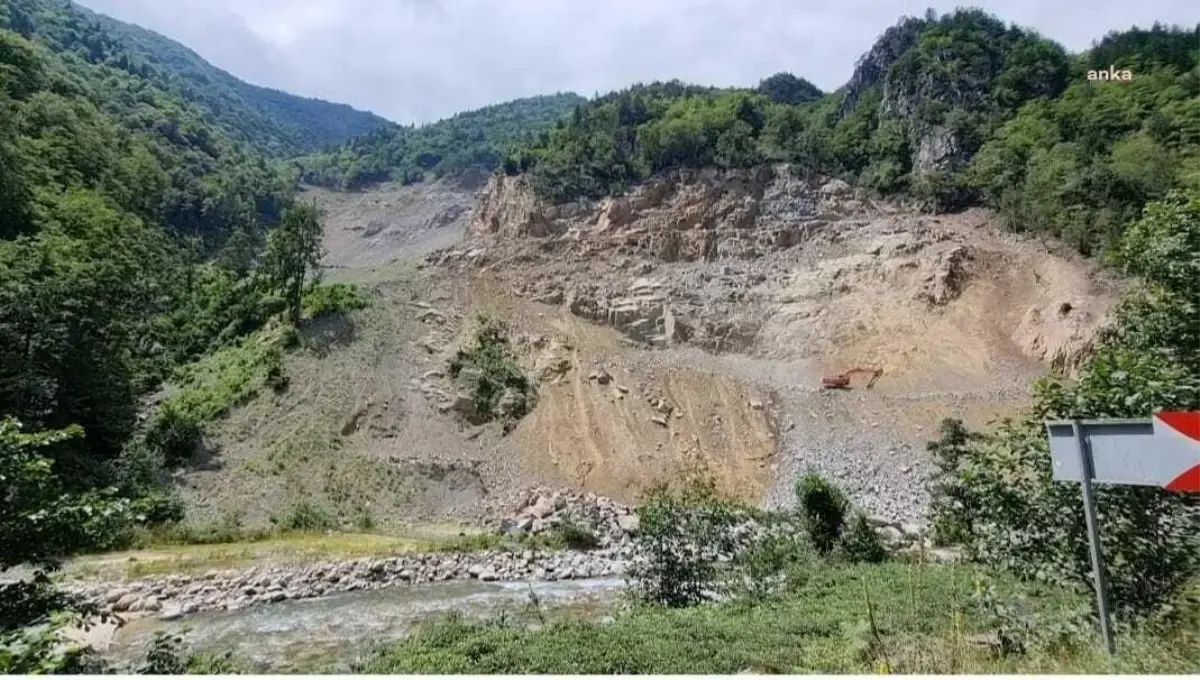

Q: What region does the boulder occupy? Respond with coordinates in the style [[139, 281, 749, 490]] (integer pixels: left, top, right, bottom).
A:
[[616, 514, 641, 535], [525, 495, 557, 519]]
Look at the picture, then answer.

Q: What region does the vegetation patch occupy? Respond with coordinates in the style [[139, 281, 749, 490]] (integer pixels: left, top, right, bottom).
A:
[[302, 282, 369, 320], [66, 532, 444, 581], [352, 562, 1196, 674], [447, 317, 534, 429]]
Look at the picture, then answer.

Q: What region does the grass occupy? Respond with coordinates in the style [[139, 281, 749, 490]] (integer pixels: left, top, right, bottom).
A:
[[352, 561, 1200, 674], [65, 532, 437, 581], [161, 330, 286, 425], [63, 520, 585, 581]]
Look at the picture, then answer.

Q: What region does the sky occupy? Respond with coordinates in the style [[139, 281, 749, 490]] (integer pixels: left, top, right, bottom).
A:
[[77, 0, 1200, 125]]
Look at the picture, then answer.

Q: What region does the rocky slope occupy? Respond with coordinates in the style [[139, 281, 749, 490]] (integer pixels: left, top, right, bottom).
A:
[[423, 164, 1117, 522], [183, 163, 1115, 530]]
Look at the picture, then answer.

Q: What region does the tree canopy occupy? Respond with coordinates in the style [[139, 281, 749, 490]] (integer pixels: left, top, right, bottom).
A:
[[290, 93, 587, 190], [4, 0, 391, 157]]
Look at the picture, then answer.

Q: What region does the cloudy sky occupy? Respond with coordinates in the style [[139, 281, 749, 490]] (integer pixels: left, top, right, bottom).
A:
[[77, 0, 1198, 124]]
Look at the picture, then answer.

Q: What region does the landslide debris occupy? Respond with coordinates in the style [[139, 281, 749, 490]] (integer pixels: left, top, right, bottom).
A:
[[424, 163, 1116, 523]]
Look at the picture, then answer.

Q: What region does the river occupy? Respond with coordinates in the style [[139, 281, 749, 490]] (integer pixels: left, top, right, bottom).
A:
[[102, 576, 627, 672]]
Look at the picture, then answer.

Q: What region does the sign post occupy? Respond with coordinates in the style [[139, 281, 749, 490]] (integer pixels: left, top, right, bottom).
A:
[[1045, 411, 1200, 656], [1071, 420, 1115, 655]]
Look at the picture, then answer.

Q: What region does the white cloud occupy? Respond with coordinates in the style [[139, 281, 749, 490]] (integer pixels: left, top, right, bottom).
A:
[[78, 0, 1200, 124]]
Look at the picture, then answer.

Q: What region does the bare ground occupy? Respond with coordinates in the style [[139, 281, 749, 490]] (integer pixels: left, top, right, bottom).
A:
[[176, 168, 1118, 529]]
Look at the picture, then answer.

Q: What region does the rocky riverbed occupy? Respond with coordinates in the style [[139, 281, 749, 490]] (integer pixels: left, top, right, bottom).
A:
[[68, 487, 955, 622], [70, 547, 634, 621]]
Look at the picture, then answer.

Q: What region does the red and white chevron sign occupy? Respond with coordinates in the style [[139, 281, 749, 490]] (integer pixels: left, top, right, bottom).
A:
[[1156, 411, 1200, 492], [1046, 411, 1200, 491]]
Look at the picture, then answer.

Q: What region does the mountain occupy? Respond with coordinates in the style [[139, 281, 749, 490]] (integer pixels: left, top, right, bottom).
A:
[[3, 0, 391, 156], [507, 11, 1199, 256], [290, 92, 587, 190], [1, 0, 315, 490]]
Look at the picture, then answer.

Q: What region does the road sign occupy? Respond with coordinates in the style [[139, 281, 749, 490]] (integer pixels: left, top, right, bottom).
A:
[[1043, 411, 1199, 656], [1047, 411, 1200, 489]]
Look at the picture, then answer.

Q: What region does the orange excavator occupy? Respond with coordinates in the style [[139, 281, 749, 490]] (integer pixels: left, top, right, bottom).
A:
[[821, 367, 883, 390]]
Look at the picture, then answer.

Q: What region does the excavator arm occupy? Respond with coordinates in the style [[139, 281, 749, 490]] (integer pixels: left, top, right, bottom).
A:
[[821, 367, 882, 390]]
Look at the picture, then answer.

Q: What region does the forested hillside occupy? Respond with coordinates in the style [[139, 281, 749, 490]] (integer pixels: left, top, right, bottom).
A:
[[290, 92, 587, 190], [0, 3, 384, 663], [3, 0, 391, 156], [507, 11, 1199, 256]]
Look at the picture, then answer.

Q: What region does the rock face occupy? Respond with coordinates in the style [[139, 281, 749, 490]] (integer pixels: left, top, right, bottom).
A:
[[435, 167, 1112, 371], [467, 166, 863, 260], [839, 16, 927, 117]]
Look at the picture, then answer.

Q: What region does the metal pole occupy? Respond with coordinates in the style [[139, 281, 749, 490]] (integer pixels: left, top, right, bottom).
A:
[[1073, 420, 1116, 655]]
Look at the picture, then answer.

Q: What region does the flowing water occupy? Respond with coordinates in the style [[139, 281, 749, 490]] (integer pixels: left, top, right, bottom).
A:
[[104, 577, 626, 672]]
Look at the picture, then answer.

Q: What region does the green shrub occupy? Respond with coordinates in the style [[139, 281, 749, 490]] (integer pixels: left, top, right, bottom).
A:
[[132, 632, 240, 674], [302, 282, 369, 320], [795, 474, 848, 556], [144, 403, 204, 466], [550, 519, 600, 551], [840, 513, 888, 564], [355, 511, 377, 532], [277, 502, 339, 532], [926, 419, 986, 546], [629, 482, 741, 608], [262, 347, 289, 393], [141, 511, 273, 547], [723, 532, 812, 601], [131, 492, 187, 526], [447, 317, 533, 428]]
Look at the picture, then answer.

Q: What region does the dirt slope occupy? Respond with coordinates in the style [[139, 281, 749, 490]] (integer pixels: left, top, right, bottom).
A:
[[302, 172, 486, 268], [182, 165, 1117, 528], [428, 165, 1118, 521]]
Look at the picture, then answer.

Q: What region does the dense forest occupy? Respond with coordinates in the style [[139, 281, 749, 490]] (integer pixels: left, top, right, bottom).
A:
[[504, 12, 1199, 256], [3, 0, 391, 157], [290, 92, 587, 190], [1, 3, 368, 666]]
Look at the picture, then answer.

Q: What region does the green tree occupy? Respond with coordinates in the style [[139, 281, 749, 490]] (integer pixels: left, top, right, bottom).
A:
[[264, 202, 324, 326], [756, 72, 823, 105], [217, 226, 257, 277], [0, 418, 133, 673], [795, 474, 849, 556], [929, 192, 1200, 621]]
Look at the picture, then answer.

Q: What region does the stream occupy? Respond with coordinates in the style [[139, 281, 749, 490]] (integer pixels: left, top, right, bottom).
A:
[[102, 577, 626, 672]]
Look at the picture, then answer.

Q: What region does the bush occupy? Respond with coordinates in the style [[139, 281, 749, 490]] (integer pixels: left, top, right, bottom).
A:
[[131, 492, 187, 526], [301, 282, 369, 320], [447, 317, 534, 428], [723, 531, 811, 601], [840, 513, 888, 564], [262, 347, 289, 393], [277, 502, 339, 532], [795, 474, 848, 556], [132, 632, 240, 674], [550, 519, 599, 551], [628, 482, 741, 608], [140, 511, 274, 547], [143, 403, 204, 466], [926, 419, 987, 546]]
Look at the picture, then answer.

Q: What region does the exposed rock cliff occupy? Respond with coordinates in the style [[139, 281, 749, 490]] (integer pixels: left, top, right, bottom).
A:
[[441, 166, 1113, 376]]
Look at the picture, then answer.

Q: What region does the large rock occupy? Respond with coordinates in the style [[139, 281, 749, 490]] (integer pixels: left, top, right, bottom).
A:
[[616, 513, 641, 535]]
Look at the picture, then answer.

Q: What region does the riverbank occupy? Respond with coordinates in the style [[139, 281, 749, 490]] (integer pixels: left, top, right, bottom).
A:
[[65, 486, 948, 621], [68, 546, 634, 620]]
